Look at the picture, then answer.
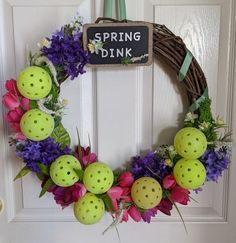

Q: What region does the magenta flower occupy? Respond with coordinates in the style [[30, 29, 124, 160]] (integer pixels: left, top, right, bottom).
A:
[[74, 146, 97, 168], [118, 171, 134, 187], [2, 79, 30, 139], [163, 174, 176, 189], [156, 198, 173, 215], [141, 198, 173, 223], [2, 92, 20, 110], [170, 186, 190, 205], [5, 79, 20, 95], [6, 108, 24, 132], [127, 205, 142, 222], [2, 79, 30, 110], [48, 182, 86, 209]]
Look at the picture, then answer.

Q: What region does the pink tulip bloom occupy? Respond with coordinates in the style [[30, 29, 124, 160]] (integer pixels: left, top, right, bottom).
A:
[[5, 79, 20, 95], [122, 209, 129, 222], [2, 79, 30, 111], [107, 186, 123, 212], [163, 175, 177, 189], [2, 92, 20, 110], [171, 186, 190, 205], [121, 206, 142, 223], [21, 97, 30, 110], [6, 108, 24, 123], [128, 205, 142, 222], [10, 122, 21, 133], [108, 186, 123, 200], [6, 108, 25, 134], [118, 171, 134, 187], [121, 187, 132, 203]]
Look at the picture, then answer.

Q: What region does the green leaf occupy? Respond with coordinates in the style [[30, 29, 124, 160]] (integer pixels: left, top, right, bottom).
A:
[[121, 57, 131, 65], [76, 128, 83, 164], [14, 166, 30, 181], [74, 169, 84, 181], [98, 194, 113, 211], [51, 123, 71, 148], [39, 178, 53, 198], [36, 173, 45, 181], [29, 100, 38, 109], [37, 163, 49, 175]]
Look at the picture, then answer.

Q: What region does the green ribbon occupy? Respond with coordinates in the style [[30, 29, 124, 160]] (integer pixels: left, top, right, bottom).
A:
[[119, 0, 127, 20], [189, 87, 209, 112], [178, 51, 193, 81], [104, 0, 113, 18], [104, 0, 127, 20]]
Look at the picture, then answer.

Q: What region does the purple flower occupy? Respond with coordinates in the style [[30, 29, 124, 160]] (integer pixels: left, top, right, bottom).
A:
[[201, 147, 230, 182], [141, 207, 158, 223], [131, 151, 170, 183], [141, 199, 173, 223], [41, 28, 90, 80], [16, 137, 72, 173]]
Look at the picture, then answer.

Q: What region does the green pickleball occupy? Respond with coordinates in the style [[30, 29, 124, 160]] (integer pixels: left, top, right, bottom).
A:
[[131, 177, 162, 209], [173, 158, 206, 189], [50, 155, 82, 187], [83, 162, 114, 194], [174, 127, 207, 159], [20, 109, 54, 141], [74, 192, 105, 225], [17, 66, 52, 100]]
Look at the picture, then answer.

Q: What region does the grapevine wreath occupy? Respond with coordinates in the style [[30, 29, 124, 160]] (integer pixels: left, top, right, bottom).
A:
[[2, 13, 231, 230]]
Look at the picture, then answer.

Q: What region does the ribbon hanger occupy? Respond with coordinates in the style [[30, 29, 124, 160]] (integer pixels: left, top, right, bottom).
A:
[[104, 0, 127, 20]]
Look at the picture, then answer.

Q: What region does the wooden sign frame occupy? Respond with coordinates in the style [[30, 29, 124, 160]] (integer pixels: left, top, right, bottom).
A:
[[83, 22, 153, 67]]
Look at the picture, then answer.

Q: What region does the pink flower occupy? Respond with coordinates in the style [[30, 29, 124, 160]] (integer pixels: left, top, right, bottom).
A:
[[74, 146, 97, 168], [6, 108, 24, 123], [5, 79, 20, 95], [6, 107, 26, 134], [122, 209, 129, 222], [2, 79, 30, 111], [48, 182, 86, 209], [107, 186, 123, 211], [163, 175, 176, 189], [116, 206, 141, 223], [156, 198, 173, 216], [171, 186, 190, 205], [128, 205, 142, 222], [2, 92, 20, 110], [121, 187, 132, 202], [118, 171, 134, 187], [107, 186, 139, 222], [21, 97, 30, 110]]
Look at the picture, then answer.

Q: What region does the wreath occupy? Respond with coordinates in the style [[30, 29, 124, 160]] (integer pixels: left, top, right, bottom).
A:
[[2, 13, 231, 230]]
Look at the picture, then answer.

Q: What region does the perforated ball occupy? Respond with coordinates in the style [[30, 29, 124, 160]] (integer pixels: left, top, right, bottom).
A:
[[20, 109, 54, 141], [131, 177, 162, 209], [50, 155, 82, 187], [83, 162, 114, 194], [74, 192, 105, 225], [17, 66, 52, 100], [173, 158, 206, 189], [174, 127, 207, 159]]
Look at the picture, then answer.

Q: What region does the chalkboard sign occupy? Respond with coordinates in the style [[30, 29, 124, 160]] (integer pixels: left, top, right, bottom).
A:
[[83, 22, 153, 67]]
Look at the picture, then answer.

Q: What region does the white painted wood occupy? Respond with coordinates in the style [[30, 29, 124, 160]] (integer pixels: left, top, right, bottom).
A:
[[0, 0, 236, 242]]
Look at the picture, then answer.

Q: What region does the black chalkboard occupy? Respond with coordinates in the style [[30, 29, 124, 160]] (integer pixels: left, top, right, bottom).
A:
[[83, 22, 153, 67]]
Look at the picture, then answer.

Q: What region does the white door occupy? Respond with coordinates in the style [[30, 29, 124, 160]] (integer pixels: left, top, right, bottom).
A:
[[0, 0, 236, 243]]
